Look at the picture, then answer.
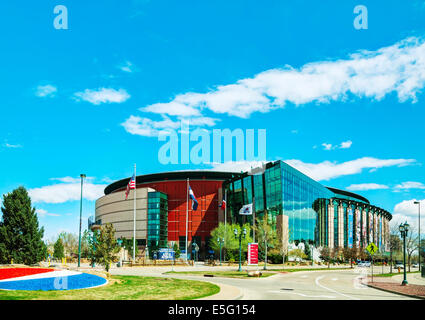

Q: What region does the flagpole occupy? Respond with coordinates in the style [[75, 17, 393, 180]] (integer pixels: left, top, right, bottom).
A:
[[224, 189, 227, 245], [133, 163, 136, 261], [185, 178, 189, 264]]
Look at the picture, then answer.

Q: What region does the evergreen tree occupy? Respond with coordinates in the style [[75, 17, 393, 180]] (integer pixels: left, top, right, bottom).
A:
[[53, 238, 65, 260], [173, 243, 181, 259], [304, 242, 312, 261], [0, 186, 47, 264]]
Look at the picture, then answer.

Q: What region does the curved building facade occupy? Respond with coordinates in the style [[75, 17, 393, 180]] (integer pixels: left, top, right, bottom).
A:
[[94, 160, 392, 259]]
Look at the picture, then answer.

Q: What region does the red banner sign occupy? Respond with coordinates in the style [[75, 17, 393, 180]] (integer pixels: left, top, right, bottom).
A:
[[248, 243, 258, 265]]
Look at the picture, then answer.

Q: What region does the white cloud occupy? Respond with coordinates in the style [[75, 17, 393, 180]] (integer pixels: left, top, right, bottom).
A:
[[121, 115, 181, 137], [74, 88, 130, 105], [322, 143, 333, 150], [29, 182, 107, 204], [392, 199, 425, 231], [50, 176, 95, 183], [208, 157, 415, 182], [118, 60, 137, 73], [36, 209, 61, 218], [346, 183, 389, 191], [340, 140, 353, 149], [209, 160, 269, 173], [394, 181, 425, 190], [285, 157, 416, 181], [139, 36, 425, 120], [35, 85, 57, 98], [4, 143, 22, 149], [321, 140, 352, 150], [121, 115, 220, 137]]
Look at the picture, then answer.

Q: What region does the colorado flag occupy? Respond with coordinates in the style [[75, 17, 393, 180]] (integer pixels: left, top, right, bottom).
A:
[[239, 203, 253, 215]]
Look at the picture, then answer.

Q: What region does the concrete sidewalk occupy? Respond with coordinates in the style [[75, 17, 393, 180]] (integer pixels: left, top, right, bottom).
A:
[[197, 282, 243, 300], [391, 273, 425, 286]]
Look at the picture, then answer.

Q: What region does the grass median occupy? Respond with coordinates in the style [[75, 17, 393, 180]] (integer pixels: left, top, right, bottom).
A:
[[164, 267, 351, 278], [0, 275, 220, 300], [165, 270, 277, 278]]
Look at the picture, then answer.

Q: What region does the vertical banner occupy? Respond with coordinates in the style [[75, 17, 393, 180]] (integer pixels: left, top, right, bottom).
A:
[[348, 208, 353, 248], [379, 216, 382, 251], [369, 213, 373, 243], [374, 215, 378, 244], [248, 243, 258, 265], [355, 209, 361, 247], [362, 210, 366, 248]]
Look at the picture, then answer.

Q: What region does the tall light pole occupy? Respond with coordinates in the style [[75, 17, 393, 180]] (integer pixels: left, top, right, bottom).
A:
[[399, 221, 410, 286], [414, 201, 421, 271], [78, 174, 86, 268]]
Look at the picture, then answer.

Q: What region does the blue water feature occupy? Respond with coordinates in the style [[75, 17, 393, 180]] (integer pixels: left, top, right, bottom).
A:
[[0, 273, 107, 291]]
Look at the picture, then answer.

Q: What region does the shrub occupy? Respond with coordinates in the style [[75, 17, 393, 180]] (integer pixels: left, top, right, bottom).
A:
[[267, 252, 283, 264]]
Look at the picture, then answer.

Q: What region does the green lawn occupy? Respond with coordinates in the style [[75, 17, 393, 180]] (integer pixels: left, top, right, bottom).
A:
[[266, 267, 352, 272], [374, 271, 421, 278], [0, 275, 220, 300]]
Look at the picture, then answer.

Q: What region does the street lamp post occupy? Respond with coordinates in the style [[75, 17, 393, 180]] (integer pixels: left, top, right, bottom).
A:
[[217, 237, 224, 266], [399, 222, 410, 286], [78, 174, 86, 268], [414, 201, 421, 271], [234, 228, 246, 272]]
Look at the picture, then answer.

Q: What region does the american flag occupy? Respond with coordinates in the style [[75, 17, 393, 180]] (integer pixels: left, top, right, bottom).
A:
[[219, 194, 226, 210], [125, 173, 136, 200]]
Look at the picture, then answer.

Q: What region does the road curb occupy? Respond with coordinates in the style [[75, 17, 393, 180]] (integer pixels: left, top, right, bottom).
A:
[[362, 281, 425, 300]]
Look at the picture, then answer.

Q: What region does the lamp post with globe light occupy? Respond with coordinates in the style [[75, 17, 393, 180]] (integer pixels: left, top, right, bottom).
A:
[[399, 221, 410, 286], [234, 228, 246, 272]]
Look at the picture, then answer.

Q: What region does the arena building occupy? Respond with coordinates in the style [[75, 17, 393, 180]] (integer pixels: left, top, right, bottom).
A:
[[92, 160, 391, 260]]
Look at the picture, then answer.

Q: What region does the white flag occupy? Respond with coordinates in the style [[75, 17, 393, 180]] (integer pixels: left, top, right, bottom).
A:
[[239, 203, 253, 215]]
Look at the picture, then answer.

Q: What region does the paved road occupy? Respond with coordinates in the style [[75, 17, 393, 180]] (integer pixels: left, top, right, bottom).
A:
[[109, 266, 418, 300]]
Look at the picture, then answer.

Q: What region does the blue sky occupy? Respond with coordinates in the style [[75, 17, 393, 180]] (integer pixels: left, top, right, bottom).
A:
[[0, 0, 424, 241]]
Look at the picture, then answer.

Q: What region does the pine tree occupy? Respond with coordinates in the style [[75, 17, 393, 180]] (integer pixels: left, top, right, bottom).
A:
[[0, 186, 47, 264]]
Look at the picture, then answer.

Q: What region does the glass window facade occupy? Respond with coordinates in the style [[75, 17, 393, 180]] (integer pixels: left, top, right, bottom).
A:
[[223, 160, 392, 250], [224, 161, 333, 246], [147, 191, 168, 248]]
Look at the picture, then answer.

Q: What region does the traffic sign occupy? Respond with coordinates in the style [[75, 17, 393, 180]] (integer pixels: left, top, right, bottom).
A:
[[366, 242, 378, 255]]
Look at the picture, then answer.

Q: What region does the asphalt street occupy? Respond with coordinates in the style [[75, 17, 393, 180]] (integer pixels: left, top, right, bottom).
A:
[[109, 266, 419, 300]]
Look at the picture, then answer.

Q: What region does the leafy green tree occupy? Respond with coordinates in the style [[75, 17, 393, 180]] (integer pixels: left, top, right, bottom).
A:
[[209, 222, 252, 261], [53, 238, 65, 260], [0, 187, 47, 265], [252, 212, 278, 269], [93, 224, 120, 272], [288, 248, 307, 263]]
